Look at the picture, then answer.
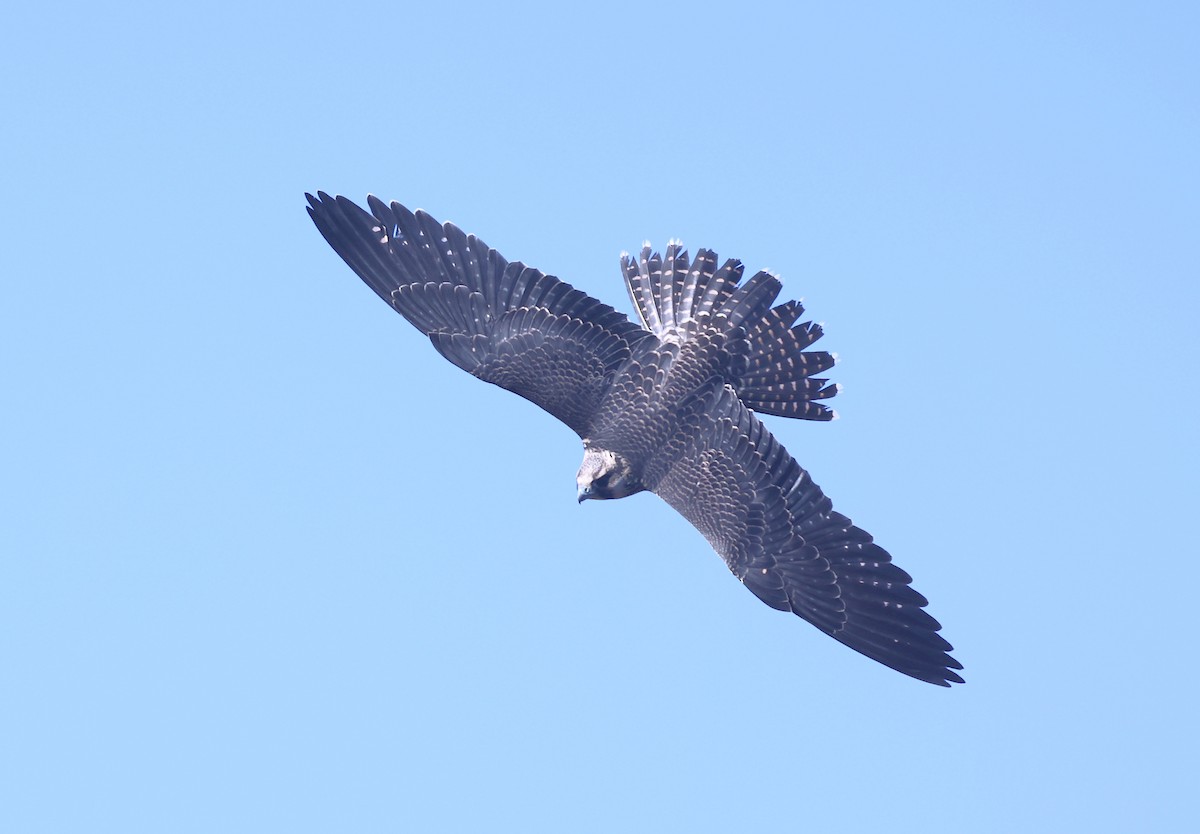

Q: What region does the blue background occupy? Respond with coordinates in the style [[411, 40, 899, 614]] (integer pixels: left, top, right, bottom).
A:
[[4, 2, 1197, 831]]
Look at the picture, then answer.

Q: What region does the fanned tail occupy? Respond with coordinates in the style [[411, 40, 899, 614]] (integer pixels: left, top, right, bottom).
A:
[[620, 243, 839, 421]]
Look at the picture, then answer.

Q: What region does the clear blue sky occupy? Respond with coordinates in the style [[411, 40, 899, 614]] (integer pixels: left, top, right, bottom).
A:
[[3, 2, 1197, 832]]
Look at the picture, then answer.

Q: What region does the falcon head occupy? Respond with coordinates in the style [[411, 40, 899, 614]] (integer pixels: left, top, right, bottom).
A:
[[577, 446, 643, 503]]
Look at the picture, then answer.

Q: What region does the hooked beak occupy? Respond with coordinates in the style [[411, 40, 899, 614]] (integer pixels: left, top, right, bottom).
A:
[[577, 484, 591, 503]]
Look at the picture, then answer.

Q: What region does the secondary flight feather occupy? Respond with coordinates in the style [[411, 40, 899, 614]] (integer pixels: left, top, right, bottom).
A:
[[306, 192, 963, 686]]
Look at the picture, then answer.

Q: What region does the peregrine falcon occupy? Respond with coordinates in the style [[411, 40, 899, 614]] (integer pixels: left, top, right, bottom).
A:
[[307, 193, 963, 686]]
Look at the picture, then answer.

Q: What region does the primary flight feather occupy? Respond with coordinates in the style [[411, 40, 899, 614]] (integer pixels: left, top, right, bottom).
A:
[[306, 192, 963, 686]]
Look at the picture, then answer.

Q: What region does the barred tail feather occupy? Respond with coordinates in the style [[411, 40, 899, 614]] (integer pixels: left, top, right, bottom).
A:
[[719, 270, 784, 330], [734, 299, 839, 419], [621, 244, 744, 336]]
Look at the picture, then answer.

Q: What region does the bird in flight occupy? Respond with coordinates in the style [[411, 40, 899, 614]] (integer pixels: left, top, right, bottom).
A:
[[306, 193, 963, 686]]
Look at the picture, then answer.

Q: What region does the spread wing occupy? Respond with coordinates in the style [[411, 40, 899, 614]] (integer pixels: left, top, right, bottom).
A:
[[306, 193, 654, 436], [651, 386, 963, 686]]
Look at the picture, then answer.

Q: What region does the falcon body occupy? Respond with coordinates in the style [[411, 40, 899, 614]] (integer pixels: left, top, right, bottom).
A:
[[307, 193, 963, 686]]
